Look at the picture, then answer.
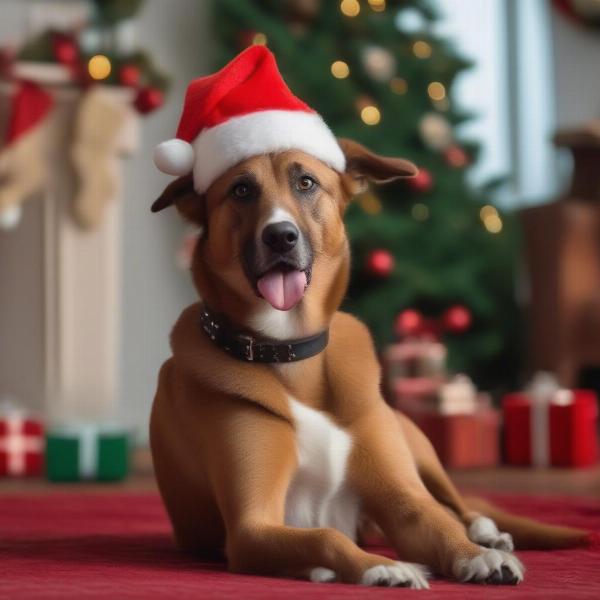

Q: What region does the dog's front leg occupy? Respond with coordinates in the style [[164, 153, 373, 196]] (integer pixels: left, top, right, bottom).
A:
[[205, 399, 426, 586], [349, 405, 524, 585]]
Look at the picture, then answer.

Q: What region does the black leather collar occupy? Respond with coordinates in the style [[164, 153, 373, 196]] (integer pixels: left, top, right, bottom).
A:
[[200, 305, 328, 363]]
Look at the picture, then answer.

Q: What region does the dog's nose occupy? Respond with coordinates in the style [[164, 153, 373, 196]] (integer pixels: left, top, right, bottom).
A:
[[262, 221, 299, 253]]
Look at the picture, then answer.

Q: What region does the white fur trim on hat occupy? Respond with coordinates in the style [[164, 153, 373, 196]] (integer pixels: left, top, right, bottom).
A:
[[153, 138, 195, 176], [190, 110, 346, 193]]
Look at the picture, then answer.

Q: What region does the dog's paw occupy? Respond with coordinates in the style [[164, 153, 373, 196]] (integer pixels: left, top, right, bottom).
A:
[[309, 567, 337, 583], [361, 562, 430, 589], [453, 549, 524, 585], [468, 516, 514, 552]]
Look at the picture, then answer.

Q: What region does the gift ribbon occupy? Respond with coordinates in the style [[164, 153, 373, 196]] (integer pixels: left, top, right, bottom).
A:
[[0, 414, 43, 475], [530, 385, 574, 468]]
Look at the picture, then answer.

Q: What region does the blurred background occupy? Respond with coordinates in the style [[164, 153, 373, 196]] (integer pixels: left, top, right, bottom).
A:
[[0, 0, 599, 481]]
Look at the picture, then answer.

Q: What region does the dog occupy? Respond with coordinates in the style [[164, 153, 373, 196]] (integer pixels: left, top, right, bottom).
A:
[[149, 137, 589, 588]]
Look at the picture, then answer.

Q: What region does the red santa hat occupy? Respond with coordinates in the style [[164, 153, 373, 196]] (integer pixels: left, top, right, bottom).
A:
[[153, 45, 346, 193]]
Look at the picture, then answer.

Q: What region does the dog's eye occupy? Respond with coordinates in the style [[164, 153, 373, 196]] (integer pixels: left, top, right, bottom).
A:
[[232, 183, 251, 199], [297, 176, 316, 192]]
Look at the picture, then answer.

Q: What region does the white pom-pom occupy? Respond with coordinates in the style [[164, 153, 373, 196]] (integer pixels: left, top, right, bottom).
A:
[[153, 139, 194, 176], [0, 204, 23, 230]]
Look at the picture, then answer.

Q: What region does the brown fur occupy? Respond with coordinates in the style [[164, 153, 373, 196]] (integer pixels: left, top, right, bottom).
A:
[[150, 139, 588, 584]]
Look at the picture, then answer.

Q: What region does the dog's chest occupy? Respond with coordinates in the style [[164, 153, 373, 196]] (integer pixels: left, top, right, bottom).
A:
[[284, 398, 360, 540]]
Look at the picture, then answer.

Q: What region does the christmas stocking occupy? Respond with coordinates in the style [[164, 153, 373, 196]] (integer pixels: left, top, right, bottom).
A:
[[71, 87, 137, 230], [0, 81, 54, 229]]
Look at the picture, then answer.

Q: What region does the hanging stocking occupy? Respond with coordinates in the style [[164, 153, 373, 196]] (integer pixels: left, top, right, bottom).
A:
[[0, 81, 54, 229]]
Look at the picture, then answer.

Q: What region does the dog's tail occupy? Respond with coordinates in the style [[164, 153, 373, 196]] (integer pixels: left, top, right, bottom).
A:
[[464, 496, 593, 550]]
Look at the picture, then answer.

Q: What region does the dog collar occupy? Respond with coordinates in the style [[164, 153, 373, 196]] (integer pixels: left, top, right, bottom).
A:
[[200, 306, 329, 363]]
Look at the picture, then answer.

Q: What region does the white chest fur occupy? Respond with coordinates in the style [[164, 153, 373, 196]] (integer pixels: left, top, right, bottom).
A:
[[284, 398, 360, 540]]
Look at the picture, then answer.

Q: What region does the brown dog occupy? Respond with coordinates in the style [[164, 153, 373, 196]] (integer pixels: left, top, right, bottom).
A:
[[150, 139, 588, 588]]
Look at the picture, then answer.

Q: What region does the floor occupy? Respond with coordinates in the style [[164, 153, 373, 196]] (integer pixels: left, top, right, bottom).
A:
[[1, 449, 599, 496]]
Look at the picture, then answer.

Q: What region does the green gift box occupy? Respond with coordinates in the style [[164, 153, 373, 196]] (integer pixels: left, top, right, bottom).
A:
[[46, 424, 130, 482]]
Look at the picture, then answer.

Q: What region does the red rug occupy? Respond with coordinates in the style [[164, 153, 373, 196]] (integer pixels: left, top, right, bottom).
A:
[[0, 492, 598, 598]]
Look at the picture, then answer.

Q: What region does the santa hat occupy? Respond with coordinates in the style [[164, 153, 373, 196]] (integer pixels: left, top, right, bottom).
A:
[[153, 45, 345, 193]]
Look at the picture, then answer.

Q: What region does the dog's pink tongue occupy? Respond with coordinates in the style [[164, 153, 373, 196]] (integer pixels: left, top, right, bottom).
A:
[[257, 270, 307, 311]]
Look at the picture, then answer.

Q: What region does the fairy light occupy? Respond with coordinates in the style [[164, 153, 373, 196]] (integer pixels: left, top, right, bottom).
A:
[[88, 54, 111, 80], [252, 32, 267, 45], [390, 77, 408, 95], [483, 214, 503, 234], [411, 203, 430, 221], [340, 0, 360, 17], [412, 40, 432, 59], [427, 81, 446, 101], [360, 105, 381, 125], [331, 60, 350, 79], [480, 205, 498, 220], [368, 0, 386, 12]]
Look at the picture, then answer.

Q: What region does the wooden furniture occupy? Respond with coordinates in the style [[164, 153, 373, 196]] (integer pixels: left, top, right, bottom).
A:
[[521, 123, 600, 387]]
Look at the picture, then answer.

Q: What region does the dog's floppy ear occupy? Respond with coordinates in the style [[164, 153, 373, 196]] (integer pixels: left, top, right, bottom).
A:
[[338, 137, 418, 196], [151, 174, 206, 225]]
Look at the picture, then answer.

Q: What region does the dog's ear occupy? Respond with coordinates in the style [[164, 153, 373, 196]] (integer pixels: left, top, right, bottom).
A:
[[338, 138, 418, 196], [151, 174, 206, 225]]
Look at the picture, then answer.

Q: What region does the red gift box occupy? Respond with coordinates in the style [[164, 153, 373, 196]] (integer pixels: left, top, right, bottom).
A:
[[503, 389, 598, 468], [0, 415, 44, 477], [410, 409, 500, 469]]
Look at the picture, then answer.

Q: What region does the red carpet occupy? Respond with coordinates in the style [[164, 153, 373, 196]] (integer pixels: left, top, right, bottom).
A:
[[0, 492, 598, 598]]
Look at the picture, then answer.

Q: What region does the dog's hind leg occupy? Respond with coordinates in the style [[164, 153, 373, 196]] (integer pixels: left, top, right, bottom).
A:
[[394, 410, 515, 551]]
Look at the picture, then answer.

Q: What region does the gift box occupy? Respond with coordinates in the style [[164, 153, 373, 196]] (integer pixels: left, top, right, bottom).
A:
[[46, 424, 130, 482], [0, 409, 44, 477], [503, 384, 599, 468], [411, 408, 500, 468]]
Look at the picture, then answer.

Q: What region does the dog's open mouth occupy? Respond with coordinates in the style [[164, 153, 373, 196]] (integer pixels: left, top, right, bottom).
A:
[[256, 263, 311, 311]]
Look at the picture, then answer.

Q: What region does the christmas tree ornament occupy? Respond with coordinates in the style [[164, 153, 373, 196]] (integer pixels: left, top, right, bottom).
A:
[[52, 34, 79, 65], [395, 309, 425, 337], [444, 144, 468, 168], [408, 168, 433, 193], [0, 81, 54, 230], [362, 45, 396, 82], [46, 424, 130, 482], [87, 54, 112, 80], [0, 406, 44, 477], [119, 63, 141, 86], [134, 86, 164, 114], [365, 248, 394, 277], [419, 112, 452, 150], [394, 7, 427, 33], [71, 87, 138, 230], [153, 46, 345, 192], [442, 304, 472, 333]]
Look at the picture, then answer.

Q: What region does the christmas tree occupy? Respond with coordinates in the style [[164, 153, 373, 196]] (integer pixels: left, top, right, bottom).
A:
[[214, 0, 521, 389]]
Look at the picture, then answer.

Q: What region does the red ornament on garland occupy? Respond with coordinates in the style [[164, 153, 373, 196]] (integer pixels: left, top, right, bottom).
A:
[[134, 86, 164, 114], [442, 304, 472, 333], [444, 144, 468, 168], [119, 64, 141, 87], [52, 35, 78, 65], [408, 168, 434, 193], [366, 249, 394, 278], [395, 309, 425, 337]]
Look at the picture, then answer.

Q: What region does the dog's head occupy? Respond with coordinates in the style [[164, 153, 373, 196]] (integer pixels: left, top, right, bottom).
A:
[[153, 139, 416, 321]]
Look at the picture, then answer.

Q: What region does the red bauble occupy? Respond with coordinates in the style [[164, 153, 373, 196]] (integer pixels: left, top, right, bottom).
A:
[[365, 249, 394, 278], [409, 168, 434, 193], [444, 144, 468, 168], [395, 309, 425, 337], [443, 304, 472, 333], [134, 86, 164, 114], [119, 64, 141, 87], [52, 35, 78, 65]]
